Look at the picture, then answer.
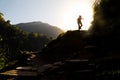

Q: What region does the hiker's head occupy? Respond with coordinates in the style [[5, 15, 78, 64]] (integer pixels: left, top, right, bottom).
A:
[[79, 15, 82, 18]]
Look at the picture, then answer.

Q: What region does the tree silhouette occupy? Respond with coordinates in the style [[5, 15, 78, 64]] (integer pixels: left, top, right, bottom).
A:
[[90, 0, 120, 35], [86, 0, 120, 58], [0, 12, 4, 22], [0, 12, 3, 16]]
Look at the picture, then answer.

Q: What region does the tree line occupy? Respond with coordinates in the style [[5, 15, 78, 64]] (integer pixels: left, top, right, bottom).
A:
[[0, 13, 51, 69]]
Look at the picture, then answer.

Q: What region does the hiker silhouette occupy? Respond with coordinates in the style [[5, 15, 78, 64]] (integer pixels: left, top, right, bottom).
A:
[[77, 15, 83, 30]]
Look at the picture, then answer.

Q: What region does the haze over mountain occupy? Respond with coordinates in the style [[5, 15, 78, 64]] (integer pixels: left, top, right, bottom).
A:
[[16, 21, 64, 38]]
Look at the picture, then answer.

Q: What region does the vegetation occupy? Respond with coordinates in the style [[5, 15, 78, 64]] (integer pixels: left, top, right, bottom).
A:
[[0, 13, 51, 70], [89, 0, 120, 79], [90, 0, 120, 35]]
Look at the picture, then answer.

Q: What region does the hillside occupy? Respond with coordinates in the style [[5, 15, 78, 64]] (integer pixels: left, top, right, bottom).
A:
[[16, 21, 64, 38], [39, 29, 120, 64], [39, 30, 94, 63]]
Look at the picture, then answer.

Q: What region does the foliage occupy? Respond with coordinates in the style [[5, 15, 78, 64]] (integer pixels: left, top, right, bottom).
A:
[[20, 32, 51, 51], [90, 0, 120, 35], [0, 12, 51, 70], [0, 12, 4, 22]]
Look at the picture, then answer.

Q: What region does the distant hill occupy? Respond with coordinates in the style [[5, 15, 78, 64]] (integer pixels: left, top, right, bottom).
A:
[[16, 21, 64, 38]]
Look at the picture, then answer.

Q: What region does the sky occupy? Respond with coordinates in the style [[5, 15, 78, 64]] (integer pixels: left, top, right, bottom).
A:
[[0, 0, 95, 31]]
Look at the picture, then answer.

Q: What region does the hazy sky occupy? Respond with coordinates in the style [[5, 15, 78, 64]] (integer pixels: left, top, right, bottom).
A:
[[0, 0, 94, 31]]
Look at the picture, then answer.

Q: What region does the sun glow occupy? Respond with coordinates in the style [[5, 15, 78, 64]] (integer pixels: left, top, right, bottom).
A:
[[62, 2, 93, 31]]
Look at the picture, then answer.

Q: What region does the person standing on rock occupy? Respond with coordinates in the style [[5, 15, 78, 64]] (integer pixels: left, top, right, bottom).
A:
[[77, 15, 83, 30]]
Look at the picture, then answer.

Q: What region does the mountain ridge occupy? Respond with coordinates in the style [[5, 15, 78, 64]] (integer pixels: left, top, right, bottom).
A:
[[16, 21, 64, 39]]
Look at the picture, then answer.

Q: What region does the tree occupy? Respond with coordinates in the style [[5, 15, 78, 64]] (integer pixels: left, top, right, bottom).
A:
[[0, 12, 4, 22], [89, 0, 120, 35], [0, 12, 52, 70]]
